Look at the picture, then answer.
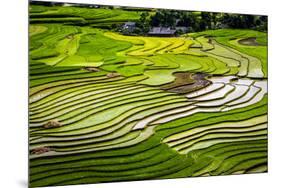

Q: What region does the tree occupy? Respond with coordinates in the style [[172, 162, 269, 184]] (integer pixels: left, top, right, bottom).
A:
[[243, 15, 255, 28], [177, 12, 197, 28], [211, 13, 219, 29], [150, 10, 178, 27], [199, 20, 207, 31], [151, 11, 162, 26], [201, 12, 212, 29], [136, 12, 151, 34]]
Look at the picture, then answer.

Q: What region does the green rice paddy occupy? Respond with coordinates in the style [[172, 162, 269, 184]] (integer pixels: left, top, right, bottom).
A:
[[29, 4, 268, 187]]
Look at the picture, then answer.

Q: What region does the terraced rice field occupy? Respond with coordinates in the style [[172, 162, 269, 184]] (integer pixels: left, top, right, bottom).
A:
[[29, 4, 268, 187]]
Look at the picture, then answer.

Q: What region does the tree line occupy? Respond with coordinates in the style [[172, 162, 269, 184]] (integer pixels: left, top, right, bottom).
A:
[[130, 10, 267, 35]]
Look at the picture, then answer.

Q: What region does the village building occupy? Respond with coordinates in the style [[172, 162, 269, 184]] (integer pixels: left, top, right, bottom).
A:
[[148, 27, 176, 37], [122, 22, 136, 32]]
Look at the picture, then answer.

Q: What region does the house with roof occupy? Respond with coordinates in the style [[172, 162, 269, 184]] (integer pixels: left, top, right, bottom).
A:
[[148, 27, 176, 37], [122, 22, 136, 32]]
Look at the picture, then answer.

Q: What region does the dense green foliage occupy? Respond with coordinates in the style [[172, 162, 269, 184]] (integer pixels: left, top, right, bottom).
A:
[[150, 10, 267, 31]]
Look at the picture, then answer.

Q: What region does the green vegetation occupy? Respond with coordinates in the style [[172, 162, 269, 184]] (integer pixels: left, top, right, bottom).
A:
[[29, 2, 268, 187]]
